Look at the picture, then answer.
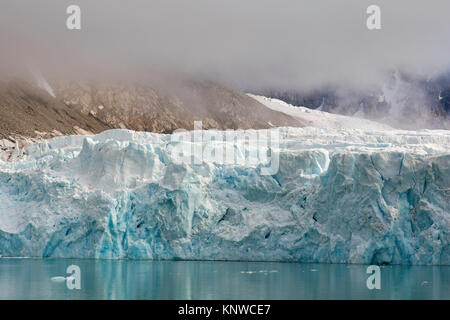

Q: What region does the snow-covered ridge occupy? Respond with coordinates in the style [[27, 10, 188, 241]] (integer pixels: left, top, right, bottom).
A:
[[0, 128, 449, 264], [248, 94, 394, 130]]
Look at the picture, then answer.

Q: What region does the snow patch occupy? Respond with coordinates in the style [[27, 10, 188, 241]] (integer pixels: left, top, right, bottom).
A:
[[248, 94, 393, 130], [32, 70, 55, 97]]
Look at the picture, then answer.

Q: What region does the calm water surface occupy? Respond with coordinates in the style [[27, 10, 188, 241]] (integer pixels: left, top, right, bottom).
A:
[[0, 259, 448, 299]]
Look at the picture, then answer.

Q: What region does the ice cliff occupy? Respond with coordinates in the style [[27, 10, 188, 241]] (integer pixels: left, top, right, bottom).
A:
[[0, 127, 449, 265]]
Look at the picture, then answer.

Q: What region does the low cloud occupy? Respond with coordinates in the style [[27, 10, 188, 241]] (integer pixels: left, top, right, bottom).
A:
[[1, 0, 450, 90]]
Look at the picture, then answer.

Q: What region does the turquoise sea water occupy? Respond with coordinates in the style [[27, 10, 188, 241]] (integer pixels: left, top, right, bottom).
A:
[[0, 259, 448, 300]]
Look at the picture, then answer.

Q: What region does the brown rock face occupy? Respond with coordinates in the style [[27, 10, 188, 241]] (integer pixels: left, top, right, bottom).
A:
[[0, 76, 304, 142], [0, 80, 111, 139], [54, 79, 304, 133]]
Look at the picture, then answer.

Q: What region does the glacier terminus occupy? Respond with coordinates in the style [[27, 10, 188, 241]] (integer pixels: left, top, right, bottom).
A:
[[0, 126, 449, 265]]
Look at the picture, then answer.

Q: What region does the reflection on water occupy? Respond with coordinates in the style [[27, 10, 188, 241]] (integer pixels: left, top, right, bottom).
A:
[[0, 259, 448, 299]]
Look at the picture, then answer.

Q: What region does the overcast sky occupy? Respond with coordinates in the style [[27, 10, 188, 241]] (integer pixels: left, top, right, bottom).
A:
[[1, 0, 450, 90]]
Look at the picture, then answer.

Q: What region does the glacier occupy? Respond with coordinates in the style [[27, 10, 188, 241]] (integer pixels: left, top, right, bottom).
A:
[[0, 127, 449, 265]]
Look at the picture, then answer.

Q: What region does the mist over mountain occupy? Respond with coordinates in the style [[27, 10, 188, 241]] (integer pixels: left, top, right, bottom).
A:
[[0, 80, 111, 138], [52, 77, 303, 132], [0, 74, 303, 160], [2, 1, 449, 132], [2, 1, 450, 91], [255, 71, 450, 130]]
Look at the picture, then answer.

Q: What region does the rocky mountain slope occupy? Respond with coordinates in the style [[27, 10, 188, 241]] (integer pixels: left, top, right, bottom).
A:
[[0, 77, 303, 160], [0, 80, 111, 139], [53, 79, 303, 132]]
